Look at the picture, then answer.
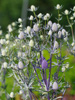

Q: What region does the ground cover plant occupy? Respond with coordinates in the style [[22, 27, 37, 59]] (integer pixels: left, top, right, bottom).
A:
[[0, 4, 75, 100]]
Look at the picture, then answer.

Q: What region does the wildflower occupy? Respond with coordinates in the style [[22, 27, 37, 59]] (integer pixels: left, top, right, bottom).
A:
[[54, 41, 59, 49], [29, 40, 34, 47], [52, 82, 58, 90], [38, 13, 43, 18], [0, 30, 2, 35], [43, 15, 47, 20], [52, 23, 58, 32], [5, 34, 10, 39], [18, 51, 22, 57], [33, 24, 39, 32], [46, 13, 50, 19], [18, 31, 24, 39], [65, 63, 69, 68], [19, 90, 24, 95], [64, 37, 68, 41], [40, 35, 43, 40], [7, 25, 12, 32], [48, 30, 52, 36], [58, 31, 62, 38], [3, 62, 8, 68], [29, 15, 34, 20], [42, 59, 48, 69], [12, 22, 16, 26], [64, 10, 69, 15], [71, 42, 74, 46], [73, 12, 75, 17], [26, 26, 31, 33], [62, 67, 65, 72], [70, 16, 74, 20], [18, 18, 22, 23], [1, 49, 6, 56], [62, 29, 66, 36], [30, 5, 36, 11], [73, 6, 75, 11], [10, 92, 15, 98], [56, 4, 62, 10], [18, 61, 24, 69], [48, 21, 52, 27]]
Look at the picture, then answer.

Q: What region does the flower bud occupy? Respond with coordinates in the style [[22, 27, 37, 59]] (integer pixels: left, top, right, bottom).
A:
[[40, 35, 43, 40], [29, 40, 34, 47], [54, 41, 59, 49], [71, 42, 74, 46], [58, 31, 62, 38], [3, 62, 7, 68], [19, 90, 24, 95], [42, 59, 48, 69], [5, 34, 10, 39], [52, 23, 58, 32], [73, 12, 75, 17], [29, 15, 34, 20], [56, 4, 61, 9], [18, 51, 22, 57], [48, 30, 52, 36], [30, 5, 36, 11], [52, 82, 58, 90], [38, 13, 43, 18], [64, 10, 69, 15], [10, 92, 15, 98], [48, 21, 52, 27], [43, 15, 47, 20], [18, 61, 24, 69], [26, 26, 31, 33], [73, 6, 75, 11], [0, 30, 2, 35], [65, 63, 69, 68], [18, 18, 22, 23], [62, 67, 65, 72], [62, 29, 66, 36], [18, 31, 24, 39], [1, 49, 6, 56], [33, 24, 39, 32]]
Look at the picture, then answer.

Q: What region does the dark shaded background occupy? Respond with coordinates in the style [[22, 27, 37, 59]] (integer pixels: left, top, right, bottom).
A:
[[0, 0, 75, 31]]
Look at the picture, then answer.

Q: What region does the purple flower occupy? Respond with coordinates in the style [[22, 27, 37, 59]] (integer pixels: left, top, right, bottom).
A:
[[42, 59, 48, 69], [40, 55, 44, 64]]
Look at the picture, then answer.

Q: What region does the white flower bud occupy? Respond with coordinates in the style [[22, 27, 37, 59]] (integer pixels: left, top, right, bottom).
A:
[[64, 37, 68, 41], [0, 30, 2, 35], [46, 13, 50, 18], [43, 15, 47, 20], [52, 23, 58, 32], [56, 4, 61, 9], [73, 12, 75, 17], [57, 23, 61, 28], [30, 5, 36, 11], [5, 34, 10, 39], [18, 18, 22, 23], [3, 62, 8, 68], [64, 10, 69, 15], [62, 29, 66, 36], [10, 92, 15, 98], [54, 41, 59, 49], [48, 21, 52, 27], [8, 25, 12, 32], [33, 24, 39, 32], [70, 16, 74, 20], [18, 51, 22, 57], [52, 82, 58, 90], [1, 49, 6, 56], [6, 40, 9, 44], [26, 26, 31, 33], [12, 22, 16, 26], [18, 61, 24, 69], [65, 63, 69, 68], [62, 67, 65, 72], [73, 6, 75, 11], [0, 39, 6, 44], [18, 31, 24, 39], [19, 90, 24, 95], [38, 13, 43, 18], [40, 35, 43, 40], [71, 42, 74, 46], [29, 40, 34, 47], [58, 31, 62, 38], [48, 30, 52, 36], [29, 15, 34, 20]]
